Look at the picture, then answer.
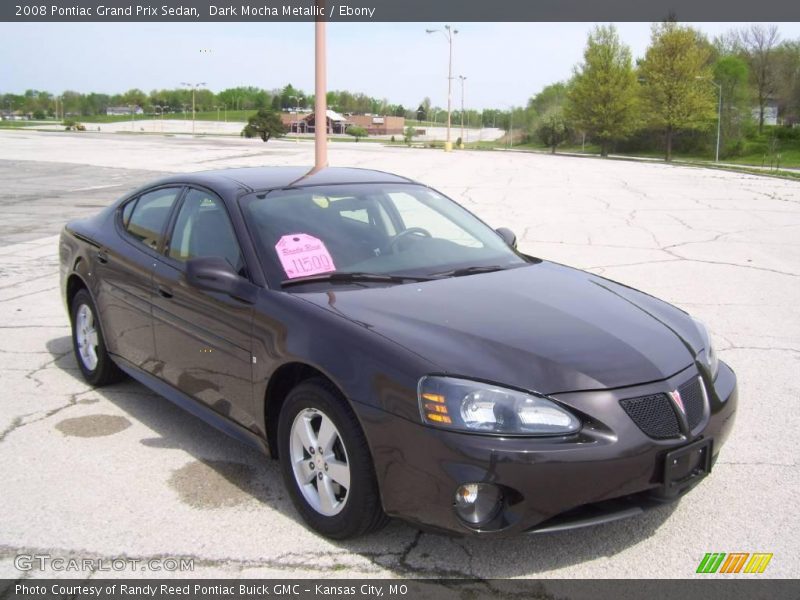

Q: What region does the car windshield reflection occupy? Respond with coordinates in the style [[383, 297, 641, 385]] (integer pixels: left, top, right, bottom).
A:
[[240, 183, 528, 289]]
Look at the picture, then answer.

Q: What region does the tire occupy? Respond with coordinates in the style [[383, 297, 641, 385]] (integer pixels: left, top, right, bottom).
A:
[[278, 378, 388, 539], [70, 288, 123, 387]]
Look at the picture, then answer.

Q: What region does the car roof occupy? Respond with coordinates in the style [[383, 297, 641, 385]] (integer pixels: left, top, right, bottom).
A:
[[152, 166, 418, 194]]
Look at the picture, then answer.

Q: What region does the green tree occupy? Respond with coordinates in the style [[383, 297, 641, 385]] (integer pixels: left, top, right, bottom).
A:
[[347, 126, 368, 141], [566, 25, 639, 157], [120, 88, 147, 109], [638, 22, 717, 161], [536, 107, 569, 153], [528, 82, 568, 116], [713, 55, 750, 156], [735, 25, 780, 133], [241, 109, 287, 142], [774, 40, 800, 125], [403, 125, 416, 145]]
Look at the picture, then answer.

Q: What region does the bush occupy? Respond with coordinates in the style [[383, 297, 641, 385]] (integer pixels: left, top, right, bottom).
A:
[[536, 108, 569, 153], [242, 109, 287, 142], [770, 126, 800, 142], [721, 140, 745, 159], [347, 126, 368, 141], [390, 135, 396, 143], [32, 110, 46, 120]]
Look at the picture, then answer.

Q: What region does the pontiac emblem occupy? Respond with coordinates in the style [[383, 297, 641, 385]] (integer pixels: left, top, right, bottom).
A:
[[669, 390, 686, 415]]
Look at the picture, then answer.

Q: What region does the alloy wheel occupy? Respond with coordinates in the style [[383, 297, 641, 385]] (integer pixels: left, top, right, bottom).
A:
[[75, 303, 99, 371], [289, 407, 351, 516]]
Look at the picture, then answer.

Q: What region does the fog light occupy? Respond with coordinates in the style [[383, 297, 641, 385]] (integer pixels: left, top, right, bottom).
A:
[[454, 483, 502, 525]]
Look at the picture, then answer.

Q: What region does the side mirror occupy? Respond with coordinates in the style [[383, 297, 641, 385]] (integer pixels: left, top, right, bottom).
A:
[[185, 257, 256, 304], [496, 227, 517, 249]]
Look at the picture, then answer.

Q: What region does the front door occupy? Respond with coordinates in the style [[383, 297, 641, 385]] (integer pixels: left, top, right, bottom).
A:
[[151, 187, 254, 427]]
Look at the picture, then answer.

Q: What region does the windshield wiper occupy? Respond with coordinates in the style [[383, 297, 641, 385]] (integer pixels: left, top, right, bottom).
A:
[[430, 265, 507, 278], [281, 271, 434, 288]]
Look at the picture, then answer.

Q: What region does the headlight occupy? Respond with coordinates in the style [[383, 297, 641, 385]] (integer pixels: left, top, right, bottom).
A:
[[418, 376, 581, 436], [692, 318, 719, 380]]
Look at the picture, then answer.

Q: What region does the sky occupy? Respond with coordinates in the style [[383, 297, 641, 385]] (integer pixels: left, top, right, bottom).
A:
[[2, 22, 799, 109]]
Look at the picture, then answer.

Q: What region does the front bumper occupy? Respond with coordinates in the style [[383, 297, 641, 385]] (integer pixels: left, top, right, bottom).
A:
[[356, 361, 737, 536]]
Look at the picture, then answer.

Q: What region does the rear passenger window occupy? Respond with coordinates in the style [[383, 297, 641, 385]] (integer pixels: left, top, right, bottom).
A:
[[124, 188, 181, 250]]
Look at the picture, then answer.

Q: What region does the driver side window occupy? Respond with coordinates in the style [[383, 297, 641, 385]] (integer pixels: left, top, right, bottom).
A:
[[388, 192, 482, 248], [167, 189, 245, 275]]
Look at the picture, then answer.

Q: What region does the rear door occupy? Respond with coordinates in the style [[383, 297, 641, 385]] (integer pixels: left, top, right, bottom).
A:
[[96, 186, 182, 371], [151, 186, 255, 428]]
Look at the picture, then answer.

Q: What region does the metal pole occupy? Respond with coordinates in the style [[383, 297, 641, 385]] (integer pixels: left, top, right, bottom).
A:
[[459, 75, 466, 148], [290, 95, 299, 143], [509, 108, 513, 148], [446, 27, 453, 151], [715, 82, 722, 163], [314, 17, 328, 169]]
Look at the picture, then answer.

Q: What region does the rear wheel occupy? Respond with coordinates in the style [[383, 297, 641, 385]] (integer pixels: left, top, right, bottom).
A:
[[70, 288, 123, 386], [278, 378, 388, 539]]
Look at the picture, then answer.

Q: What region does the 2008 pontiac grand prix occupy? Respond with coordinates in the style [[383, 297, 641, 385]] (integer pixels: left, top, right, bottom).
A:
[[59, 166, 737, 539]]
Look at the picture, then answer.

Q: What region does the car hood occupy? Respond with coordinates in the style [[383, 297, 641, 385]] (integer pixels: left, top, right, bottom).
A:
[[301, 261, 702, 394]]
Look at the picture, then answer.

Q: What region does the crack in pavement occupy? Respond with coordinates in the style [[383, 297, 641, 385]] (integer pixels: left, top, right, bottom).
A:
[[0, 386, 91, 444]]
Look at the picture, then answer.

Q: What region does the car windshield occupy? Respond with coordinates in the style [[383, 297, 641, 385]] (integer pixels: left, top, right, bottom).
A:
[[240, 183, 528, 289]]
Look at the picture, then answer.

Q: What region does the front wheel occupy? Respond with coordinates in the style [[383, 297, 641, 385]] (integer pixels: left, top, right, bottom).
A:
[[70, 288, 123, 386], [278, 379, 388, 539]]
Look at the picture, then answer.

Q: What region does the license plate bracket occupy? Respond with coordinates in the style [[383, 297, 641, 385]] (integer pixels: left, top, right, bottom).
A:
[[663, 437, 713, 495]]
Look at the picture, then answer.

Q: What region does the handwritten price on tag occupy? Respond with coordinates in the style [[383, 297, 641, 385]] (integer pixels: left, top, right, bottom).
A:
[[275, 234, 336, 279]]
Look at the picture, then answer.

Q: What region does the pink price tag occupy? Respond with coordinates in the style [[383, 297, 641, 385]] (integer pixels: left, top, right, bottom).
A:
[[275, 234, 336, 279]]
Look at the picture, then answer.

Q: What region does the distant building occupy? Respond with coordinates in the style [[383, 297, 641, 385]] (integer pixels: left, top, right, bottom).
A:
[[348, 114, 405, 135], [752, 101, 778, 126], [281, 110, 405, 135], [106, 106, 144, 116], [0, 111, 28, 121]]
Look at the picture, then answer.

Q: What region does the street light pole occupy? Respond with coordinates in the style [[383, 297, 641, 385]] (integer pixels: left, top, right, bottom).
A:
[[508, 107, 514, 149], [289, 95, 300, 143], [181, 82, 206, 135], [426, 25, 458, 152], [712, 81, 722, 163], [696, 76, 722, 162], [154, 105, 166, 132], [458, 75, 467, 148]]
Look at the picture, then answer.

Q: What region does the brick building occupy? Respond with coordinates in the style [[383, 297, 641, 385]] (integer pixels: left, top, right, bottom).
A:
[[280, 111, 405, 135]]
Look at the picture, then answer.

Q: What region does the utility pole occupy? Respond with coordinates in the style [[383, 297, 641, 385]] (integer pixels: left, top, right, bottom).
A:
[[289, 95, 300, 143], [695, 76, 723, 162], [181, 82, 205, 135], [458, 75, 467, 148], [426, 25, 458, 152]]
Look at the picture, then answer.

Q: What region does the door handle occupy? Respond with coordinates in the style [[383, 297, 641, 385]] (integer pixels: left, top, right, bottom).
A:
[[157, 286, 173, 299], [96, 250, 108, 264]]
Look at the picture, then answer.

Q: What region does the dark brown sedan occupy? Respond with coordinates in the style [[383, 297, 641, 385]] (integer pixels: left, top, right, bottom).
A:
[[60, 166, 737, 538]]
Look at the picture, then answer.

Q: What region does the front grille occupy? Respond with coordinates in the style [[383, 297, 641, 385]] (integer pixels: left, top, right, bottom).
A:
[[619, 393, 681, 439], [679, 377, 706, 430]]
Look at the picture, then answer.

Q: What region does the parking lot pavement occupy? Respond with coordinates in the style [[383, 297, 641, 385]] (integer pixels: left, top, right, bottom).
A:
[[0, 130, 798, 579]]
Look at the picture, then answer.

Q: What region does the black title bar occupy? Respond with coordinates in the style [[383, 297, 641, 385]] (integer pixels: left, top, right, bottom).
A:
[[2, 579, 800, 600], [4, 0, 800, 22]]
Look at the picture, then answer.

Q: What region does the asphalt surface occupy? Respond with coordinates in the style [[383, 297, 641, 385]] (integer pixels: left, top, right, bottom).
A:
[[0, 129, 798, 580]]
